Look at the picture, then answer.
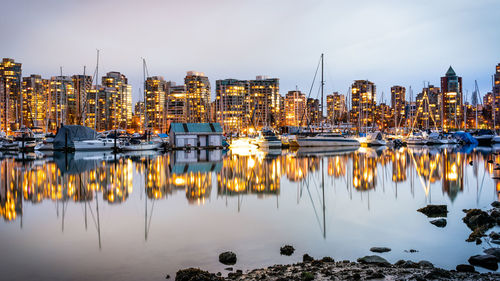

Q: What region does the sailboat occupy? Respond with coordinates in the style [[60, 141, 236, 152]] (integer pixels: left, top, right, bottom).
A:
[[296, 54, 360, 148], [119, 59, 163, 151]]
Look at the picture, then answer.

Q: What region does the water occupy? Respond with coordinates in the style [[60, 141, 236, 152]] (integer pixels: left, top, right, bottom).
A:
[[0, 145, 499, 281]]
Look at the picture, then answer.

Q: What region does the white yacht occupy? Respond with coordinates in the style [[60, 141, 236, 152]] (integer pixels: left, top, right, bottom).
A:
[[74, 138, 116, 151], [472, 129, 495, 145], [296, 133, 360, 147], [254, 129, 282, 149], [405, 131, 429, 145], [13, 128, 37, 151], [363, 131, 387, 146], [120, 139, 162, 151]]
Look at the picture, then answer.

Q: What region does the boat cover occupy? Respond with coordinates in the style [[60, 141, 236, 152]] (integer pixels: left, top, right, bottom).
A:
[[53, 125, 97, 149], [452, 131, 478, 145]]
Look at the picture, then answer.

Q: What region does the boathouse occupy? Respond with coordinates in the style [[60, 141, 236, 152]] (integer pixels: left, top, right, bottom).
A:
[[169, 123, 223, 149]]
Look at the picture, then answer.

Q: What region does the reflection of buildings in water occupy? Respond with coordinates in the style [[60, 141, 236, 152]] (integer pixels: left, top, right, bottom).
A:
[[410, 149, 442, 185], [0, 160, 22, 221], [442, 151, 464, 201], [390, 148, 407, 182], [282, 154, 320, 182], [352, 151, 377, 191], [169, 150, 222, 204], [327, 155, 347, 178], [218, 153, 281, 197]]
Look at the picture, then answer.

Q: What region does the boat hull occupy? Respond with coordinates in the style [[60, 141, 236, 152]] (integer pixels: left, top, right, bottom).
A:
[[296, 137, 360, 147], [120, 143, 162, 151], [256, 140, 282, 149], [74, 141, 115, 151]]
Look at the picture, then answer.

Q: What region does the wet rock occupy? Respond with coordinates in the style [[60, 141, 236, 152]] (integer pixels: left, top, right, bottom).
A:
[[395, 260, 419, 268], [493, 201, 500, 208], [321, 256, 334, 263], [424, 268, 451, 279], [469, 161, 474, 166], [280, 245, 295, 256], [224, 267, 233, 271], [366, 272, 385, 279], [404, 249, 418, 253], [463, 209, 496, 230], [468, 254, 499, 271], [456, 264, 476, 272], [490, 231, 500, 240], [418, 260, 434, 269], [476, 238, 483, 245], [357, 255, 390, 267], [430, 218, 447, 227], [491, 210, 500, 218], [484, 248, 500, 260], [370, 247, 391, 253], [491, 239, 500, 245], [417, 205, 448, 218], [466, 226, 488, 242], [303, 254, 314, 262], [175, 268, 222, 281], [166, 274, 170, 279], [219, 251, 237, 265]]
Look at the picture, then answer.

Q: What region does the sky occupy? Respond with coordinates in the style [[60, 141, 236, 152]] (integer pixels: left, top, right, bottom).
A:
[[1, 0, 499, 105]]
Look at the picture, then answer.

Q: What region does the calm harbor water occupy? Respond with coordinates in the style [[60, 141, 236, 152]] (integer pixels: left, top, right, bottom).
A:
[[0, 145, 499, 281]]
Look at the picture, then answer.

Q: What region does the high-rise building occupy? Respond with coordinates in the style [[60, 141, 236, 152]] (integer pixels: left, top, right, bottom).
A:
[[415, 85, 441, 129], [306, 98, 320, 126], [85, 86, 118, 132], [165, 82, 187, 125], [390, 86, 406, 128], [0, 58, 22, 133], [492, 63, 500, 128], [21, 75, 49, 129], [284, 90, 307, 127], [71, 75, 92, 125], [440, 66, 463, 129], [102, 72, 132, 129], [326, 92, 346, 125], [375, 103, 392, 130], [185, 71, 210, 123], [215, 79, 250, 133], [48, 76, 74, 131], [351, 80, 376, 130], [145, 76, 167, 133], [132, 101, 145, 132], [249, 76, 280, 129]]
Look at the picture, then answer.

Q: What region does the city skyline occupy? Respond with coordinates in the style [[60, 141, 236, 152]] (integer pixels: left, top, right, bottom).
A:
[[1, 0, 499, 104]]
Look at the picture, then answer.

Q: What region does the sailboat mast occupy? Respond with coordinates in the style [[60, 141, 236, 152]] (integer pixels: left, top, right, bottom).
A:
[[475, 80, 478, 130], [143, 58, 147, 134], [321, 53, 324, 131], [94, 50, 100, 132]]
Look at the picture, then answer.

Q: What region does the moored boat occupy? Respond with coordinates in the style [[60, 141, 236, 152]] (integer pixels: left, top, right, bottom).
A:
[[296, 133, 360, 147], [473, 129, 495, 145], [74, 138, 116, 151], [254, 129, 282, 149]]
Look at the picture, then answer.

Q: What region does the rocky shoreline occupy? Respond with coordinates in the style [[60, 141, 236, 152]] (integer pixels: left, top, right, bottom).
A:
[[175, 201, 500, 280], [175, 256, 500, 281]]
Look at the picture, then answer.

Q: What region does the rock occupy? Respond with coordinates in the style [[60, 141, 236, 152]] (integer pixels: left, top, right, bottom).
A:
[[491, 210, 500, 218], [476, 238, 482, 245], [369, 247, 391, 253], [417, 205, 448, 218], [456, 264, 476, 272], [280, 245, 295, 256], [469, 161, 473, 166], [321, 256, 334, 262], [303, 254, 314, 262], [219, 251, 237, 265], [357, 255, 390, 267], [465, 211, 496, 230], [366, 272, 385, 279], [224, 267, 233, 271], [492, 201, 500, 208], [484, 248, 500, 260], [424, 268, 451, 279], [166, 274, 170, 279], [175, 268, 222, 281], [490, 231, 500, 240], [418, 260, 434, 269], [468, 254, 499, 271], [430, 218, 447, 227], [491, 239, 500, 245], [466, 226, 487, 242]]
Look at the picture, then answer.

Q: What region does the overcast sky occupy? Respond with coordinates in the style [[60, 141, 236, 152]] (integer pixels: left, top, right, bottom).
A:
[[1, 0, 499, 104]]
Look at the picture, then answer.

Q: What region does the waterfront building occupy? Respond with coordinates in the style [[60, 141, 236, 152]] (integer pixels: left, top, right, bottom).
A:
[[307, 98, 320, 126], [351, 80, 376, 130], [145, 76, 167, 133], [85, 86, 119, 132], [132, 101, 145, 132], [0, 58, 22, 134], [375, 103, 392, 130], [284, 90, 307, 127], [185, 71, 210, 123], [215, 79, 250, 133], [102, 72, 132, 129], [326, 92, 347, 125], [71, 75, 92, 125], [492, 63, 500, 129], [441, 66, 463, 129], [391, 86, 406, 128], [415, 85, 441, 129], [48, 76, 74, 131], [248, 76, 280, 129], [21, 75, 49, 129], [168, 123, 223, 149], [166, 82, 187, 125]]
